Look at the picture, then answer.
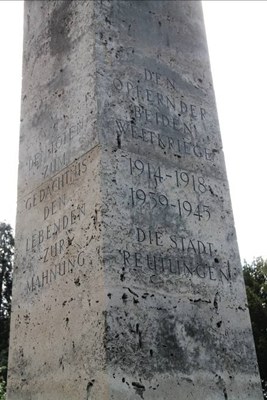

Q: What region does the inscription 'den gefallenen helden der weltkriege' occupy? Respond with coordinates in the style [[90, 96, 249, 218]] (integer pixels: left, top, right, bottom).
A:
[[25, 66, 230, 292]]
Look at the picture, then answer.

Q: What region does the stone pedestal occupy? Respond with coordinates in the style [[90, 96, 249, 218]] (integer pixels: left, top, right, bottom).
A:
[[7, 1, 263, 399]]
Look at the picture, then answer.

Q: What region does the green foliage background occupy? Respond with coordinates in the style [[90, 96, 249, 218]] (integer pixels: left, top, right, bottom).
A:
[[0, 223, 14, 400], [243, 257, 267, 398]]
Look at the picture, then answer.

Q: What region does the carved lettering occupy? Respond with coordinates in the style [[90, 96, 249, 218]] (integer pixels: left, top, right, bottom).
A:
[[26, 203, 86, 251], [26, 251, 85, 292], [113, 73, 207, 122], [43, 238, 65, 263], [43, 152, 67, 178], [115, 119, 216, 162], [128, 156, 211, 194], [43, 196, 66, 220], [135, 227, 214, 257], [130, 187, 211, 221], [25, 156, 87, 211], [121, 249, 231, 283], [143, 67, 207, 122], [27, 118, 85, 178]]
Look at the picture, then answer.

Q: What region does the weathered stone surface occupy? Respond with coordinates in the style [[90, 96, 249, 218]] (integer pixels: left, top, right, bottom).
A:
[[7, 1, 263, 399]]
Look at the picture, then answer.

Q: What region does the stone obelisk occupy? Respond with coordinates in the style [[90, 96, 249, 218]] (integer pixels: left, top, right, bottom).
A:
[[7, 1, 263, 399]]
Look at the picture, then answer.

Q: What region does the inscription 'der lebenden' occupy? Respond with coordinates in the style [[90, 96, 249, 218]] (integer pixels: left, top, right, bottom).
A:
[[25, 203, 86, 254]]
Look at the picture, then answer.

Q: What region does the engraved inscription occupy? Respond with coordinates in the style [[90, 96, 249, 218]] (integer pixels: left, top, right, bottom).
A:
[[24, 157, 87, 211], [144, 68, 207, 121], [121, 249, 231, 284], [107, 68, 228, 291], [25, 204, 86, 253], [22, 150, 96, 292], [27, 118, 87, 180], [135, 227, 214, 257], [26, 251, 85, 292], [112, 66, 218, 162], [129, 156, 210, 193], [113, 73, 206, 121], [115, 119, 216, 161], [129, 187, 211, 221]]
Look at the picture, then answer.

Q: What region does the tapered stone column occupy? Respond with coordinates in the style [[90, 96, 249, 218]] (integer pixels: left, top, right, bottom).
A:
[[7, 1, 263, 399]]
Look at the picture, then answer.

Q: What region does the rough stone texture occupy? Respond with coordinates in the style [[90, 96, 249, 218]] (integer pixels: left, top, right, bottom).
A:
[[7, 1, 263, 399]]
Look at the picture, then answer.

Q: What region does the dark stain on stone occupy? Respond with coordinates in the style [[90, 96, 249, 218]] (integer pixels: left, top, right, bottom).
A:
[[105, 16, 111, 25], [213, 292, 220, 311], [67, 236, 74, 246], [189, 298, 211, 304], [93, 209, 99, 229], [49, 1, 72, 56], [117, 132, 122, 149], [74, 277, 80, 286], [127, 287, 139, 297], [215, 374, 228, 399], [156, 313, 188, 373], [86, 380, 95, 400], [136, 323, 142, 349], [120, 266, 125, 282], [132, 382, 145, 399], [59, 356, 64, 371], [209, 186, 214, 198]]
